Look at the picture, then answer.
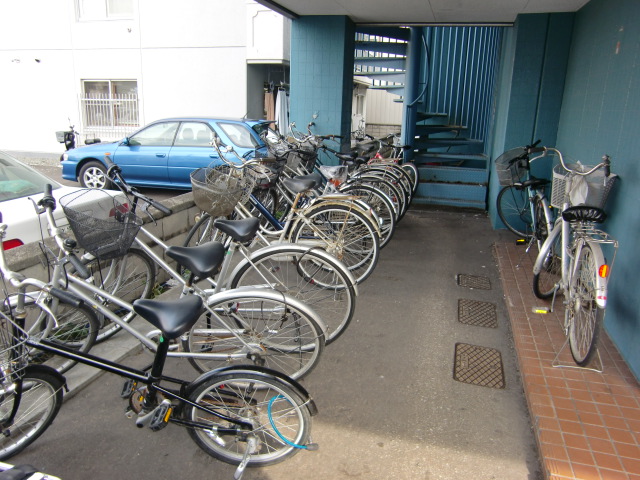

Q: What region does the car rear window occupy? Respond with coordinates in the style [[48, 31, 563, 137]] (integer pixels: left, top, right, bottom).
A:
[[0, 155, 60, 201], [218, 123, 260, 149]]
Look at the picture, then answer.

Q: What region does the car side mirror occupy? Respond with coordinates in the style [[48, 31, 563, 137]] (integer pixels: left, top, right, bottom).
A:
[[120, 137, 130, 146]]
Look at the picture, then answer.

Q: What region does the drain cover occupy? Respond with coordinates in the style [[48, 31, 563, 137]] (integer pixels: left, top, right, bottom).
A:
[[458, 299, 498, 328], [457, 274, 491, 290], [453, 343, 505, 389]]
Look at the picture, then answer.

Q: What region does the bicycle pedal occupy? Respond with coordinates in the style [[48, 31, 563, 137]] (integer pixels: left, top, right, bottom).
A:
[[136, 400, 172, 431], [515, 238, 526, 245], [532, 306, 550, 314], [120, 379, 138, 398]]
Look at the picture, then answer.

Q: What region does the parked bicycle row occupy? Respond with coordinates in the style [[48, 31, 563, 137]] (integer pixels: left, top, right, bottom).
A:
[[495, 143, 618, 367], [0, 125, 417, 479]]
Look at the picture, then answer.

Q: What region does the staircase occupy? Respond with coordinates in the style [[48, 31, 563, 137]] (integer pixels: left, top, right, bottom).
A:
[[354, 26, 502, 210]]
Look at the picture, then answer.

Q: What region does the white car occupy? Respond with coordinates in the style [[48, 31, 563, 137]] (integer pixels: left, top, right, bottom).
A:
[[0, 150, 125, 250]]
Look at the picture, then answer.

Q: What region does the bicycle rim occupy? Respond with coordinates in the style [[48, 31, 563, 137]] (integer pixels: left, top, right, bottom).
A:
[[568, 244, 604, 366], [184, 293, 324, 380], [497, 185, 533, 238], [339, 184, 396, 248], [533, 228, 562, 299]]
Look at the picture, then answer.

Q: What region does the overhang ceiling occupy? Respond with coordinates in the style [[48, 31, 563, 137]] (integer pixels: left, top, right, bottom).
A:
[[255, 0, 590, 24]]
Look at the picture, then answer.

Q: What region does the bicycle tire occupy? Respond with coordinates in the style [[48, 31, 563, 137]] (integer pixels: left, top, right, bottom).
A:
[[497, 185, 533, 238], [184, 371, 311, 467], [568, 243, 604, 366], [85, 248, 157, 343], [6, 298, 99, 374], [289, 202, 380, 284], [532, 225, 562, 299], [0, 370, 64, 460], [228, 245, 357, 345], [356, 173, 408, 220], [339, 183, 396, 248], [400, 162, 419, 196], [182, 290, 325, 380]]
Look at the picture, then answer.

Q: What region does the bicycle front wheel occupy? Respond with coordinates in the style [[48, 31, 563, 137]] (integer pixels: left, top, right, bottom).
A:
[[185, 372, 311, 467], [85, 247, 156, 343], [497, 185, 532, 238], [8, 298, 99, 374], [0, 370, 64, 460], [183, 291, 325, 380], [568, 243, 604, 366], [228, 245, 357, 345], [289, 203, 380, 284], [533, 226, 562, 299], [339, 183, 396, 248]]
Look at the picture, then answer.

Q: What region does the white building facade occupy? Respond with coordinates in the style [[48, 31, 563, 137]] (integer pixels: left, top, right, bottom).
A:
[[0, 0, 290, 153]]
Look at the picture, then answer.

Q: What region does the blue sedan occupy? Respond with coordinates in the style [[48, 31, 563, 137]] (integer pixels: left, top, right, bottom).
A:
[[61, 117, 270, 190]]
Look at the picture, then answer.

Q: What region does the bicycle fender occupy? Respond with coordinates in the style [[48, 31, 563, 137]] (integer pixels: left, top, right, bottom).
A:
[[23, 364, 67, 390], [227, 243, 358, 294], [586, 240, 608, 309], [532, 222, 562, 275], [186, 365, 318, 416]]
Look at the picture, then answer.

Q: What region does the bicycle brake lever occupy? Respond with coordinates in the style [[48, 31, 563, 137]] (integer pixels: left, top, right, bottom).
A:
[[141, 202, 158, 225]]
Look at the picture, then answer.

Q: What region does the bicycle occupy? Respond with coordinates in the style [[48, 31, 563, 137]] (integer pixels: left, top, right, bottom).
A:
[[495, 141, 555, 251], [6, 181, 327, 381], [531, 150, 618, 366], [0, 290, 318, 479]]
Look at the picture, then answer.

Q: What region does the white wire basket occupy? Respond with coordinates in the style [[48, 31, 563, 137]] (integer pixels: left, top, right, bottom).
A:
[[550, 163, 618, 209], [191, 165, 255, 217]]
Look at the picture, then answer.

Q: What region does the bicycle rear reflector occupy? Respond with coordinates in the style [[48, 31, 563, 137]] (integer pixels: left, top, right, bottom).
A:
[[599, 265, 610, 278]]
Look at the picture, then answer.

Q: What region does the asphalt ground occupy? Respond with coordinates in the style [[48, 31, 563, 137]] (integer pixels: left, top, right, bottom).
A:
[[7, 206, 543, 480]]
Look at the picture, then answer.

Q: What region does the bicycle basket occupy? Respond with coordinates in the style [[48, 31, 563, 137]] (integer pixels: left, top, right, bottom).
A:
[[0, 311, 30, 376], [191, 165, 255, 217], [495, 147, 528, 186], [550, 163, 618, 209], [286, 149, 317, 172], [60, 189, 142, 260]]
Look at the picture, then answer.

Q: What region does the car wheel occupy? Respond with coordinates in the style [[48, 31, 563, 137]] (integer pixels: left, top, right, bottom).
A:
[[79, 160, 113, 190]]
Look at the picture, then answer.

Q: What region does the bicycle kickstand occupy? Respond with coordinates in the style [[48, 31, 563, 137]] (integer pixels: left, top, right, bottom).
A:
[[234, 436, 257, 480]]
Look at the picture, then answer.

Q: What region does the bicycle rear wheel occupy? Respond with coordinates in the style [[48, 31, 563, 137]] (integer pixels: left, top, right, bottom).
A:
[[185, 371, 311, 467], [0, 370, 64, 460], [497, 185, 532, 238], [568, 243, 604, 366], [183, 291, 325, 380], [228, 245, 357, 345]]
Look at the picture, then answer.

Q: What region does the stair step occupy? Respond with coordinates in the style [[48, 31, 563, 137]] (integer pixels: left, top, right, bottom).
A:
[[415, 152, 488, 163], [360, 71, 406, 83], [354, 57, 406, 69], [355, 26, 411, 42], [416, 112, 448, 121], [415, 124, 467, 135], [419, 165, 488, 184], [414, 138, 483, 149], [355, 41, 408, 56], [416, 182, 487, 204], [411, 196, 486, 210]]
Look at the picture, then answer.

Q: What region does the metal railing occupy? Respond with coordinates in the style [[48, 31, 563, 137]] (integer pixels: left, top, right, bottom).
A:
[[80, 93, 139, 142]]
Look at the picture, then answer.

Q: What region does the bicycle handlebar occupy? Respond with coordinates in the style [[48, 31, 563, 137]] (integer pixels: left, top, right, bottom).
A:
[[530, 147, 612, 178], [103, 156, 172, 215]]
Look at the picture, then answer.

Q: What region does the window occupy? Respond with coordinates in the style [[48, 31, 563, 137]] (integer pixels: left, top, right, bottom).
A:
[[218, 123, 260, 149], [174, 123, 214, 147], [81, 80, 138, 133], [129, 122, 179, 147], [78, 0, 133, 20]]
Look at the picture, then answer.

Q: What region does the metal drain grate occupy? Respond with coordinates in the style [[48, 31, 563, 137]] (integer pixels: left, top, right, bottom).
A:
[[457, 274, 491, 290], [453, 343, 505, 389], [458, 299, 498, 328]]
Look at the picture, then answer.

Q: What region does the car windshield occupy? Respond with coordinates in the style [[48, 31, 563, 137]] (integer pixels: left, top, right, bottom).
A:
[[0, 152, 61, 202], [217, 123, 261, 149]]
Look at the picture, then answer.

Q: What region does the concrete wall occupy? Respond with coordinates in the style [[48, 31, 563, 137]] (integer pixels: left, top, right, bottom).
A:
[[289, 16, 355, 156], [554, 0, 640, 378]]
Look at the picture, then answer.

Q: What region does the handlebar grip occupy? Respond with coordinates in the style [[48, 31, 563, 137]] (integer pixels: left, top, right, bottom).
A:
[[528, 147, 546, 154], [603, 154, 611, 177], [49, 287, 84, 308], [38, 184, 56, 210], [148, 199, 172, 215], [103, 155, 115, 168], [68, 253, 91, 279]]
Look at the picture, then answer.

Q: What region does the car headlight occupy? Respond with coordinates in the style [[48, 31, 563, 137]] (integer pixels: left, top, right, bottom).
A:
[[61, 153, 68, 161]]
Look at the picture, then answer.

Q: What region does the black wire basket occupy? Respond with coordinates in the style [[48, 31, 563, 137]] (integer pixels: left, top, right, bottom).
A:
[[495, 147, 528, 186], [60, 189, 142, 260]]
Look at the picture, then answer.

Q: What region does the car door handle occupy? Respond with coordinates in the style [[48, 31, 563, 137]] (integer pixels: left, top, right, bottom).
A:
[[156, 153, 166, 158], [209, 154, 218, 158]]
